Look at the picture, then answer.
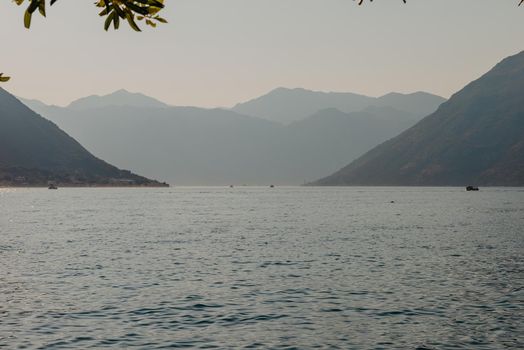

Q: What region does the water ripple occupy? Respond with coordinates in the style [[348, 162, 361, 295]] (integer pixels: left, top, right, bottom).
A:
[[0, 187, 522, 349]]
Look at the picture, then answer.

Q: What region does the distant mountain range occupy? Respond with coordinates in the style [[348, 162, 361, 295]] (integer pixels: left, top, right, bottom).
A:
[[68, 89, 169, 110], [21, 88, 444, 185], [313, 51, 524, 186], [20, 89, 168, 113], [0, 88, 167, 187], [232, 87, 446, 124]]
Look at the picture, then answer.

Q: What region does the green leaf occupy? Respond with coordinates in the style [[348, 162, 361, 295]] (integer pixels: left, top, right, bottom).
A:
[[24, 9, 32, 29], [113, 4, 126, 18], [125, 12, 141, 32], [104, 11, 115, 31], [125, 2, 149, 16], [38, 1, 46, 17], [27, 1, 40, 14], [113, 13, 120, 29], [0, 74, 11, 83]]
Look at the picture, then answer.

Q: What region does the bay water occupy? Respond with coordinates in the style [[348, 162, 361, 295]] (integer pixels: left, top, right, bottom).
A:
[[0, 187, 522, 349]]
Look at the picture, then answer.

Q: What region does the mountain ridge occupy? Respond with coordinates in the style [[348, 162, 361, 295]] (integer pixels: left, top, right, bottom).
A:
[[22, 103, 423, 185], [15, 87, 447, 185], [67, 89, 169, 110], [312, 51, 524, 186], [0, 88, 168, 187], [232, 87, 446, 124]]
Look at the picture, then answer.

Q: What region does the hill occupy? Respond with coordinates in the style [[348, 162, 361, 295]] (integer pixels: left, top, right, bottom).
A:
[[20, 103, 425, 185], [232, 87, 445, 124], [21, 87, 446, 185], [67, 89, 169, 110], [312, 51, 524, 186], [0, 88, 167, 187]]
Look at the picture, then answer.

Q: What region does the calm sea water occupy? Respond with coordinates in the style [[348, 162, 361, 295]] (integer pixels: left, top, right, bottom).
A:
[[0, 187, 523, 349]]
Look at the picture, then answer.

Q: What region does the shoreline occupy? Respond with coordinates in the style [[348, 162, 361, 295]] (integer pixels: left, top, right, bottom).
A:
[[0, 183, 170, 188]]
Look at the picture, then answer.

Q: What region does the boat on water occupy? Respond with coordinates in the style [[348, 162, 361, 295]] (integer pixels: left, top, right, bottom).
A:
[[48, 183, 58, 190], [466, 186, 479, 191]]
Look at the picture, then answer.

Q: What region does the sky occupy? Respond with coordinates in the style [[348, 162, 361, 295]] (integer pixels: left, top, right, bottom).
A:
[[0, 0, 522, 108]]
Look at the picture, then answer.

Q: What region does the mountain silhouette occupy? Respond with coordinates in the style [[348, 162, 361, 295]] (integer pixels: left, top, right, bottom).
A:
[[232, 87, 445, 124], [0, 88, 166, 186], [67, 89, 169, 110], [20, 88, 445, 185], [312, 51, 524, 186]]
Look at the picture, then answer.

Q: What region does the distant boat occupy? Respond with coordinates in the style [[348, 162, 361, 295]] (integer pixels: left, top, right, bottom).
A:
[[270, 185, 274, 188], [466, 186, 479, 191], [48, 182, 58, 190]]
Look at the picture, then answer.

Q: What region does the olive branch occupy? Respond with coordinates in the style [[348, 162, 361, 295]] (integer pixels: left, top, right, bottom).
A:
[[12, 0, 167, 31]]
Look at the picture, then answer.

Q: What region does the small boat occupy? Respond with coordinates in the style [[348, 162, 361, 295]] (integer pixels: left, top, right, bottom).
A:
[[466, 186, 479, 191], [270, 185, 274, 188], [48, 183, 58, 190]]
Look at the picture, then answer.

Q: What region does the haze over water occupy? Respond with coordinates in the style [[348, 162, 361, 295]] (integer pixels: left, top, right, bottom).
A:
[[1, 187, 522, 349]]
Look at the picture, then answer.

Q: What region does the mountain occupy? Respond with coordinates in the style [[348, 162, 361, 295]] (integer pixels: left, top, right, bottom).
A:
[[21, 102, 424, 185], [312, 51, 524, 186], [18, 97, 54, 111], [374, 91, 448, 117], [67, 89, 169, 110], [24, 104, 283, 185], [21, 86, 446, 185], [0, 88, 167, 187], [267, 108, 420, 182], [232, 87, 373, 124], [232, 87, 446, 124]]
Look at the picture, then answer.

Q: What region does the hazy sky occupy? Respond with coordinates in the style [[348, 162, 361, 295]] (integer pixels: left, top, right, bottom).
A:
[[1, 0, 522, 107]]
